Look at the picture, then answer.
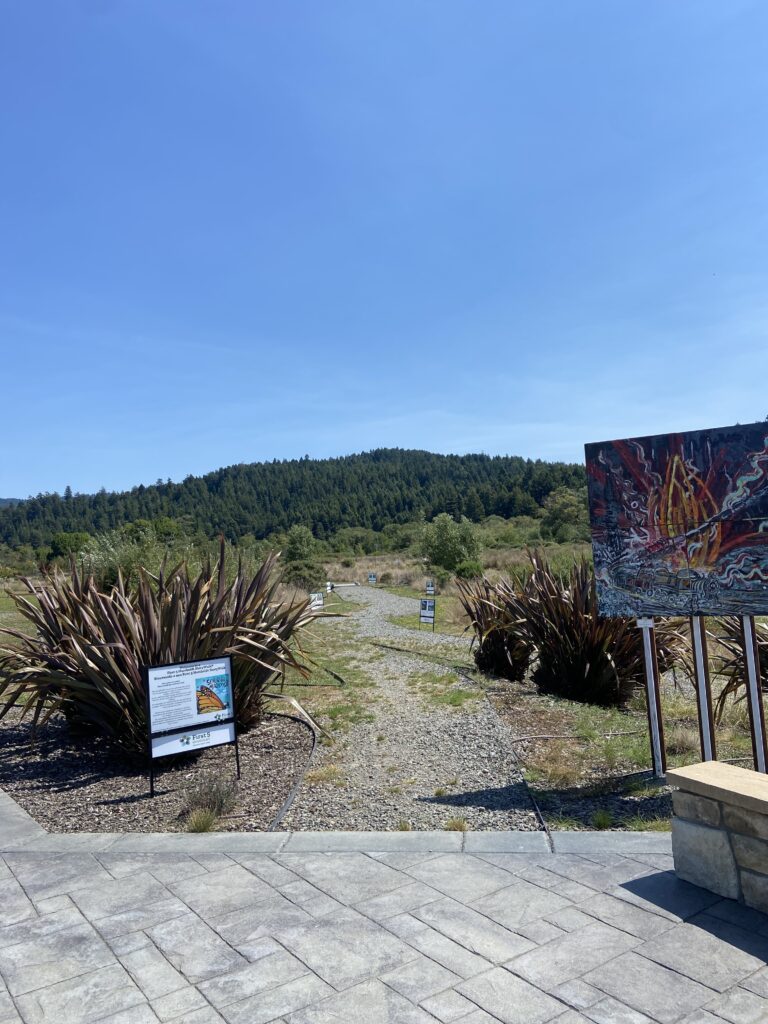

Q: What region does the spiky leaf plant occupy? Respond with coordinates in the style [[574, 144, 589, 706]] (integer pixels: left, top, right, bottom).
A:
[[455, 574, 533, 682], [0, 543, 320, 756], [518, 551, 683, 706], [458, 552, 685, 707], [710, 616, 768, 722]]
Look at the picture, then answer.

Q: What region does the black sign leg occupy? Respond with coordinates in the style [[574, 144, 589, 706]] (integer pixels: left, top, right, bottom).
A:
[[234, 732, 241, 779], [149, 762, 155, 798]]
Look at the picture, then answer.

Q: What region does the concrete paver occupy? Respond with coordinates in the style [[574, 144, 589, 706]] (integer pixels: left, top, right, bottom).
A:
[[0, 807, 766, 1024]]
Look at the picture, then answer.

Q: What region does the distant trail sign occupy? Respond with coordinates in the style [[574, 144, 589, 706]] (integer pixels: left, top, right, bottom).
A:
[[144, 655, 239, 796], [309, 592, 324, 610], [420, 598, 436, 630], [368, 573, 377, 585], [425, 579, 435, 595]]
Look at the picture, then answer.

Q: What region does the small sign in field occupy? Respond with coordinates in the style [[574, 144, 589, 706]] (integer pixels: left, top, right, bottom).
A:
[[144, 655, 239, 796], [425, 579, 435, 595], [420, 598, 436, 630], [368, 573, 377, 585], [309, 592, 324, 610]]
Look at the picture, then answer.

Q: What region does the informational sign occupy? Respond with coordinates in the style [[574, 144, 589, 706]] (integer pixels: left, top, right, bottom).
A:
[[144, 656, 239, 795], [585, 420, 768, 616], [425, 580, 435, 595], [310, 592, 324, 610], [326, 581, 333, 593], [420, 598, 436, 629], [368, 573, 377, 585]]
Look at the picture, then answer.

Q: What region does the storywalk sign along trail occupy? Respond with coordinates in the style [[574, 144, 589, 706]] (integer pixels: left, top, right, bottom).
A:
[[585, 419, 768, 778], [420, 598, 436, 631], [426, 579, 435, 595], [143, 655, 240, 796]]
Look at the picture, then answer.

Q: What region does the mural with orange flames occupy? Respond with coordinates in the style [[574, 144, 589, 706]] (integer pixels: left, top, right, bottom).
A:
[[585, 421, 768, 616]]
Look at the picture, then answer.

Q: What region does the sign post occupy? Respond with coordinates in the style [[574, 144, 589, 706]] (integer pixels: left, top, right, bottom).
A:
[[690, 616, 716, 762], [740, 615, 768, 773], [144, 655, 239, 797], [637, 618, 666, 778], [420, 598, 436, 632]]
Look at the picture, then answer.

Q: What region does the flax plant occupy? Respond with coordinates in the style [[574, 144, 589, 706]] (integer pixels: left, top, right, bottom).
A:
[[458, 551, 686, 707], [0, 543, 320, 756]]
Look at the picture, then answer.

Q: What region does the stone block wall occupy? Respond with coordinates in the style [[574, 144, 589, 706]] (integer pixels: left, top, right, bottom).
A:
[[668, 761, 768, 913]]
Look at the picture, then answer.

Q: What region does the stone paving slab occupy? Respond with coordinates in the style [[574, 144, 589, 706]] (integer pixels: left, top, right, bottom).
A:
[[2, 798, 767, 1024]]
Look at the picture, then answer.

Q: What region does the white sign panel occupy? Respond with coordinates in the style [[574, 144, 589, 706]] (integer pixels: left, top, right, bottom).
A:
[[151, 721, 236, 758], [368, 573, 377, 585], [420, 599, 436, 624], [326, 581, 333, 593], [310, 592, 324, 610], [147, 657, 234, 739], [425, 580, 435, 595]]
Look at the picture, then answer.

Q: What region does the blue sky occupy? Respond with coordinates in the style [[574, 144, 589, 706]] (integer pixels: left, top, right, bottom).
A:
[[2, 1, 768, 497]]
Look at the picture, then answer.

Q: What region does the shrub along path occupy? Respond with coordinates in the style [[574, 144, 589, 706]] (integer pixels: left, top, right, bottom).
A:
[[281, 587, 542, 832]]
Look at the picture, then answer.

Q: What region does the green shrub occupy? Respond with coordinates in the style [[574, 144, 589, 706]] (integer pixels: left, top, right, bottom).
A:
[[284, 525, 317, 563], [186, 809, 218, 832], [420, 514, 480, 571], [0, 545, 319, 755], [281, 559, 325, 590], [182, 774, 238, 817], [454, 560, 484, 580]]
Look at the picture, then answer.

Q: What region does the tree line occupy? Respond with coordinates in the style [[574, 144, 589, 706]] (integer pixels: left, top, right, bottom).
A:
[[0, 448, 586, 550]]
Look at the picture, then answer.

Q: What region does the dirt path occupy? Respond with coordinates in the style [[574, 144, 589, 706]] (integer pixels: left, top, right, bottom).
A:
[[281, 586, 542, 832]]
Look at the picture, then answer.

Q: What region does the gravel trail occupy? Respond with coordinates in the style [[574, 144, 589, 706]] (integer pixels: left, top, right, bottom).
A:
[[281, 586, 542, 832]]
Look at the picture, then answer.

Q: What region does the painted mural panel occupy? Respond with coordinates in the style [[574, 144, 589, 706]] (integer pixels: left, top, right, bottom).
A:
[[585, 421, 768, 617]]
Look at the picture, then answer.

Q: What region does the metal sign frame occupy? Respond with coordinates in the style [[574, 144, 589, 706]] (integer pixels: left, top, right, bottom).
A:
[[420, 598, 436, 632], [143, 655, 240, 797]]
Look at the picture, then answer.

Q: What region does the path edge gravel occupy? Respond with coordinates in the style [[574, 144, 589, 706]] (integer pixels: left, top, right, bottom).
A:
[[0, 786, 671, 854]]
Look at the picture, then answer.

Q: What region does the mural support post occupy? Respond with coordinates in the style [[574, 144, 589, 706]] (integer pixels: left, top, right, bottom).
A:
[[637, 617, 666, 778], [740, 615, 767, 773], [690, 616, 716, 762]]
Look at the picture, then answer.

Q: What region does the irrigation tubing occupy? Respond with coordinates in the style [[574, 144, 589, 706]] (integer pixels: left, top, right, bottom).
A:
[[266, 713, 319, 832]]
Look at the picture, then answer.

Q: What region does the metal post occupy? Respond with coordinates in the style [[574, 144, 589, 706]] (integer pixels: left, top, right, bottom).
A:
[[740, 615, 767, 773], [637, 617, 666, 778], [690, 616, 716, 761]]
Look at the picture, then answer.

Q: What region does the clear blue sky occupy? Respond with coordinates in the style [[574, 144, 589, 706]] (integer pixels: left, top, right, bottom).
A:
[[2, 1, 768, 497]]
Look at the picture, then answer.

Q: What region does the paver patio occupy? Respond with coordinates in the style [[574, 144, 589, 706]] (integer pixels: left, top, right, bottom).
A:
[[1, 792, 766, 1024]]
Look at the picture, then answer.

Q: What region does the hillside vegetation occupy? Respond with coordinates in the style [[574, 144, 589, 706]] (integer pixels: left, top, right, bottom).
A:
[[0, 448, 585, 550]]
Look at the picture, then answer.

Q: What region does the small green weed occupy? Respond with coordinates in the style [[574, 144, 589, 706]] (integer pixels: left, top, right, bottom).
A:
[[181, 775, 237, 818], [591, 809, 614, 830], [444, 817, 469, 831], [185, 809, 217, 833]]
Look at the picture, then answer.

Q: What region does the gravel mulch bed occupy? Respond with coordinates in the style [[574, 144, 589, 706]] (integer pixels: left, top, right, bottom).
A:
[[282, 587, 542, 832], [0, 708, 312, 832]]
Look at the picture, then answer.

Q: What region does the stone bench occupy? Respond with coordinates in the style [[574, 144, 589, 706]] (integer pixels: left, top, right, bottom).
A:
[[668, 761, 768, 913]]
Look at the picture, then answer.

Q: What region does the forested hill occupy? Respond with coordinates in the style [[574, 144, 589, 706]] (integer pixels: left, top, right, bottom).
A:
[[0, 449, 586, 548]]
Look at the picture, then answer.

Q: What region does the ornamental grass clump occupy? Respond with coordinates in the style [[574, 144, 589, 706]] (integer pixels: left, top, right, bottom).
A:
[[711, 616, 768, 722], [458, 550, 685, 707], [456, 573, 533, 682], [0, 543, 319, 756], [514, 551, 684, 706]]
